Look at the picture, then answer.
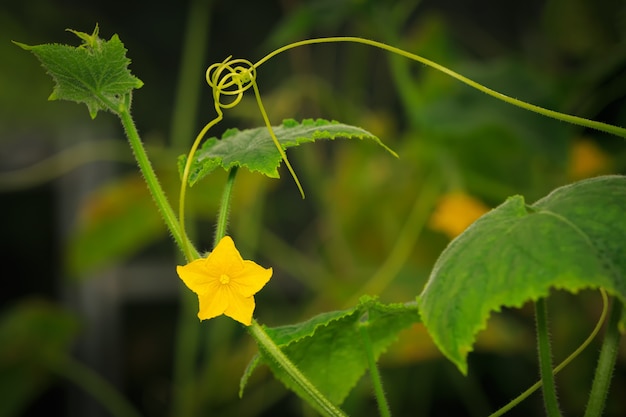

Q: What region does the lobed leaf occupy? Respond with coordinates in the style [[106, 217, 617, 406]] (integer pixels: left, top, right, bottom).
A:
[[178, 118, 396, 185], [15, 25, 143, 118], [419, 175, 626, 374], [241, 296, 419, 405]]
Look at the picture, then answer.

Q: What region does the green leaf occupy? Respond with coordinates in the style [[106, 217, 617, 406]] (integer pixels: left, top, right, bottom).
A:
[[0, 299, 79, 417], [418, 175, 626, 374], [242, 296, 419, 405], [14, 24, 143, 118], [178, 118, 396, 186], [65, 174, 166, 277]]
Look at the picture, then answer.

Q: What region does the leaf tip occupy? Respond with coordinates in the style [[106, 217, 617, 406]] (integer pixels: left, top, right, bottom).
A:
[[12, 40, 32, 50]]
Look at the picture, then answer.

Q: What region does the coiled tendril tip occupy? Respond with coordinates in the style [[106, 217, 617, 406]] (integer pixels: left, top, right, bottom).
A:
[[205, 56, 257, 111]]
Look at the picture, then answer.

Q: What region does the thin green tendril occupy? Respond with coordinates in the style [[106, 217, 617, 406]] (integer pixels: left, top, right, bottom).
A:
[[181, 36, 626, 259], [489, 289, 609, 417], [254, 37, 626, 139], [178, 56, 303, 260]]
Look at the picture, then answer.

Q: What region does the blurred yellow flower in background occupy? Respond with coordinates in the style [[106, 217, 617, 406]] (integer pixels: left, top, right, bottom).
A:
[[568, 138, 612, 180], [429, 192, 490, 239], [176, 236, 273, 326]]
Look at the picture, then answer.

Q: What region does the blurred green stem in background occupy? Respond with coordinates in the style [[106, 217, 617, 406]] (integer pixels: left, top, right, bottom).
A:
[[167, 1, 212, 417]]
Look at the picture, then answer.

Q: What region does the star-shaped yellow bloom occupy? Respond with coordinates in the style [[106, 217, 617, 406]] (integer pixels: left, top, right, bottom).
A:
[[176, 236, 272, 326]]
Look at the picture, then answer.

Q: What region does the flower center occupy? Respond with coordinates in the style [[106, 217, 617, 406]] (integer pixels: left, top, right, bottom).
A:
[[219, 274, 231, 284]]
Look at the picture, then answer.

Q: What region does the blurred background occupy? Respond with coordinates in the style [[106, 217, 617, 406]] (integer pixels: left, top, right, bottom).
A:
[[1, 0, 625, 416]]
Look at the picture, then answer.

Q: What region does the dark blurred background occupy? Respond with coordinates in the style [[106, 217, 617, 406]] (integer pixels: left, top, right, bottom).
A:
[[1, 0, 625, 416]]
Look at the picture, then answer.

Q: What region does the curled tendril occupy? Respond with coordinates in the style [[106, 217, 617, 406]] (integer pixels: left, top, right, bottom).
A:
[[206, 56, 256, 112], [178, 55, 303, 261]]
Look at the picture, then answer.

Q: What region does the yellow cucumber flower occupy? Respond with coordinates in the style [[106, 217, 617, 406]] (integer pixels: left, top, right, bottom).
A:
[[176, 236, 272, 326], [429, 192, 490, 239], [568, 138, 611, 180]]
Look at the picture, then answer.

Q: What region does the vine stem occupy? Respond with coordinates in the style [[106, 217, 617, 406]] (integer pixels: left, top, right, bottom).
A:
[[254, 37, 626, 139], [359, 318, 392, 417], [535, 298, 563, 417], [584, 297, 624, 417], [116, 98, 199, 260], [214, 166, 238, 245], [247, 320, 348, 417], [489, 289, 609, 417], [168, 2, 212, 417]]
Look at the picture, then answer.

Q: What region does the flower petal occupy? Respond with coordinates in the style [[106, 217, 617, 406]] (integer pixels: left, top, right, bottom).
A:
[[232, 261, 273, 297], [176, 261, 219, 296], [197, 286, 228, 320], [176, 236, 273, 325], [223, 291, 256, 326], [205, 236, 245, 275]]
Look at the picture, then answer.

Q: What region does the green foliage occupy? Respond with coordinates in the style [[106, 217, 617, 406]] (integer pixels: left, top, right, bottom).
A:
[[10, 3, 626, 414], [419, 175, 626, 375], [0, 299, 79, 417], [65, 174, 166, 277], [14, 25, 143, 118], [242, 296, 419, 406], [178, 118, 395, 185]]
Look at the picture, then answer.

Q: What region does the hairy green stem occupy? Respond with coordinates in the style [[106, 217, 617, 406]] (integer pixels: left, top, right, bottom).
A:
[[535, 298, 563, 417], [49, 355, 143, 417], [489, 289, 609, 417], [255, 37, 626, 139], [117, 104, 199, 259], [248, 320, 348, 417], [214, 167, 238, 246], [359, 319, 392, 417], [584, 298, 623, 417]]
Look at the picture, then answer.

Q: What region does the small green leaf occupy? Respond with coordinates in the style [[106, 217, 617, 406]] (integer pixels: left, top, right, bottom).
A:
[[178, 118, 396, 185], [242, 296, 419, 405], [419, 175, 626, 374], [14, 24, 143, 118]]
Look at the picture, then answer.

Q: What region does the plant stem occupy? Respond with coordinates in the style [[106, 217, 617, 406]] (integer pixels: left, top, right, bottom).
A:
[[171, 289, 201, 417], [48, 354, 143, 417], [214, 167, 238, 245], [584, 297, 623, 417], [535, 298, 562, 417], [359, 319, 392, 417], [117, 104, 199, 259], [168, 3, 213, 417], [489, 289, 609, 417], [248, 320, 348, 417], [169, 0, 212, 152]]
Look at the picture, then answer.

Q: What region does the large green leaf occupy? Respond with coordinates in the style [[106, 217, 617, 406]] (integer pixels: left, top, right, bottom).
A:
[[241, 296, 419, 405], [419, 175, 626, 374], [15, 25, 143, 118], [178, 118, 396, 185]]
